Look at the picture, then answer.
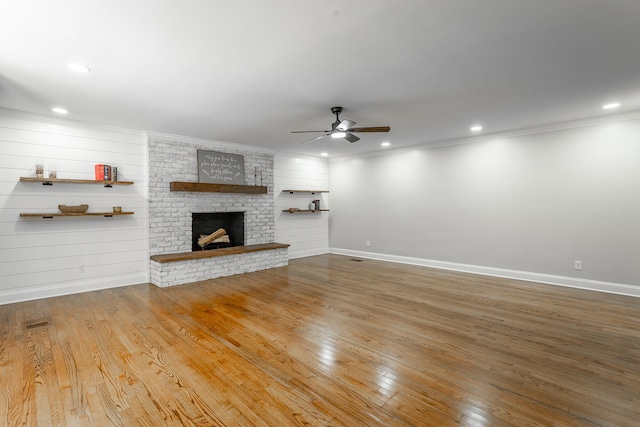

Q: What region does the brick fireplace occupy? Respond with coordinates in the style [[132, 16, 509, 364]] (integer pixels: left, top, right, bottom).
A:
[[147, 134, 288, 287]]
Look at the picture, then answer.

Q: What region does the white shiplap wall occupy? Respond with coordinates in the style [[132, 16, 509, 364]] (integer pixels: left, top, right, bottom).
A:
[[274, 153, 329, 259], [0, 110, 148, 304]]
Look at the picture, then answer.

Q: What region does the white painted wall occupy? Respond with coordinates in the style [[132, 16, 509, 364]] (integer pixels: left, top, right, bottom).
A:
[[274, 153, 329, 259], [0, 110, 148, 304], [329, 117, 640, 295]]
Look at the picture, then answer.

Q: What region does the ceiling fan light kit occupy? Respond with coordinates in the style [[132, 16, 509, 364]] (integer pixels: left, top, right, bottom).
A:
[[292, 106, 389, 144]]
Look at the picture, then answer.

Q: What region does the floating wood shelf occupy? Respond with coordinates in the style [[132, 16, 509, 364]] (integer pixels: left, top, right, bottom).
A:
[[170, 182, 267, 194], [150, 242, 290, 263], [282, 209, 330, 213], [20, 212, 134, 219], [282, 190, 329, 194], [20, 177, 134, 187]]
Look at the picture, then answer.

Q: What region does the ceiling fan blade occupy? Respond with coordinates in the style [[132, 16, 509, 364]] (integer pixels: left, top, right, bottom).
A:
[[347, 126, 390, 133], [336, 119, 357, 132], [291, 130, 331, 133], [344, 133, 360, 143], [302, 135, 328, 144]]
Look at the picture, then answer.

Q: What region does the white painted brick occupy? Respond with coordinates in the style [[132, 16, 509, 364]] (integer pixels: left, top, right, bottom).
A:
[[148, 137, 287, 287]]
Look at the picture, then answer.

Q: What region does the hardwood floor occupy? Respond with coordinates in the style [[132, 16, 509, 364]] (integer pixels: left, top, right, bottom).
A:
[[1, 254, 639, 426]]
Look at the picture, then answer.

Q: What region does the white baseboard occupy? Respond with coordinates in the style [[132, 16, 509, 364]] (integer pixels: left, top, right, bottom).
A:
[[329, 248, 640, 298], [0, 273, 149, 305], [288, 247, 330, 260]]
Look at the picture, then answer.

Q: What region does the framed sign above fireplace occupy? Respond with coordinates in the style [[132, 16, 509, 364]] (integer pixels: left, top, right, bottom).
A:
[[197, 150, 244, 185]]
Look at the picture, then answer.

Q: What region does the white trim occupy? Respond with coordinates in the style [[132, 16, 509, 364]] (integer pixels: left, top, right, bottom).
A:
[[145, 131, 277, 154], [329, 108, 640, 162], [0, 107, 146, 138], [288, 247, 330, 260], [329, 248, 640, 298], [0, 273, 148, 305]]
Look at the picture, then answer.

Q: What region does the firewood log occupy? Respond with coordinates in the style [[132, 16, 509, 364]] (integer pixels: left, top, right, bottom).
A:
[[197, 228, 226, 247]]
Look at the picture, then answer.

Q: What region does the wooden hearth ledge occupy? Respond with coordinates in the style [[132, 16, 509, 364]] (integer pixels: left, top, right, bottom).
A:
[[150, 243, 289, 263]]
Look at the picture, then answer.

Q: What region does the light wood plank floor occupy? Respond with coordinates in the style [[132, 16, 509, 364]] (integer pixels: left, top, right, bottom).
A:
[[1, 254, 639, 426]]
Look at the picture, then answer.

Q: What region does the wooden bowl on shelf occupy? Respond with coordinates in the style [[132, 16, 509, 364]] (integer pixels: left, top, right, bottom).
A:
[[58, 204, 89, 214]]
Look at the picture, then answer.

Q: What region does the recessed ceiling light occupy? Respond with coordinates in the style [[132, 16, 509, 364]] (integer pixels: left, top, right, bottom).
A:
[[52, 107, 68, 114], [470, 125, 483, 132], [381, 142, 390, 147], [321, 152, 328, 157], [602, 103, 620, 110], [66, 63, 91, 73]]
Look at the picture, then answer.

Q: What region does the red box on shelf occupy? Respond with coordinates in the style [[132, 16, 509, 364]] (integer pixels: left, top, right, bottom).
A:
[[94, 164, 104, 180]]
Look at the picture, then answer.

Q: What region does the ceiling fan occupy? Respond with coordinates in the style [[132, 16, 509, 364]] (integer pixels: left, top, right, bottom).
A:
[[292, 106, 390, 144]]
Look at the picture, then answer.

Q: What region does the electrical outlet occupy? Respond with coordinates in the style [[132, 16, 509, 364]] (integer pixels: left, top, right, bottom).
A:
[[79, 264, 85, 273], [574, 261, 582, 270], [366, 240, 371, 247]]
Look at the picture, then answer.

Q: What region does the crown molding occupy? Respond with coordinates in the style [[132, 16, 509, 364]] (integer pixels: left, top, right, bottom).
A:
[[330, 108, 640, 162], [0, 107, 146, 137], [145, 130, 277, 155], [0, 108, 278, 154]]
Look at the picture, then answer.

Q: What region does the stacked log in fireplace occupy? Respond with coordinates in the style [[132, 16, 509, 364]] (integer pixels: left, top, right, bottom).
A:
[[192, 212, 244, 251], [197, 228, 231, 250]]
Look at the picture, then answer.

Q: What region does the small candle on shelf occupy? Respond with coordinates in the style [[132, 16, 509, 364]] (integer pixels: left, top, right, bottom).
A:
[[35, 159, 44, 178]]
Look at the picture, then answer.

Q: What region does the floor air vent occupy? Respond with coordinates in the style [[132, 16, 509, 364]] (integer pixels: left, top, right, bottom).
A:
[[25, 317, 50, 329]]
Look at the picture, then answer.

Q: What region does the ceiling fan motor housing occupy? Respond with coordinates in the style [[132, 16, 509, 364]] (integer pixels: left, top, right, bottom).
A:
[[331, 107, 343, 130]]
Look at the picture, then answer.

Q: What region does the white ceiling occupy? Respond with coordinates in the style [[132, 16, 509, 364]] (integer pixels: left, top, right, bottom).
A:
[[1, 1, 639, 158]]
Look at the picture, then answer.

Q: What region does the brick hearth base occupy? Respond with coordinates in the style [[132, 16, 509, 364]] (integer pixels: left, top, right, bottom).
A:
[[149, 243, 289, 288]]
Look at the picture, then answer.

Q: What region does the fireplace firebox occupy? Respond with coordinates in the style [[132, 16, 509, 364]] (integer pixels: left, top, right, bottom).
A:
[[192, 212, 245, 251]]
